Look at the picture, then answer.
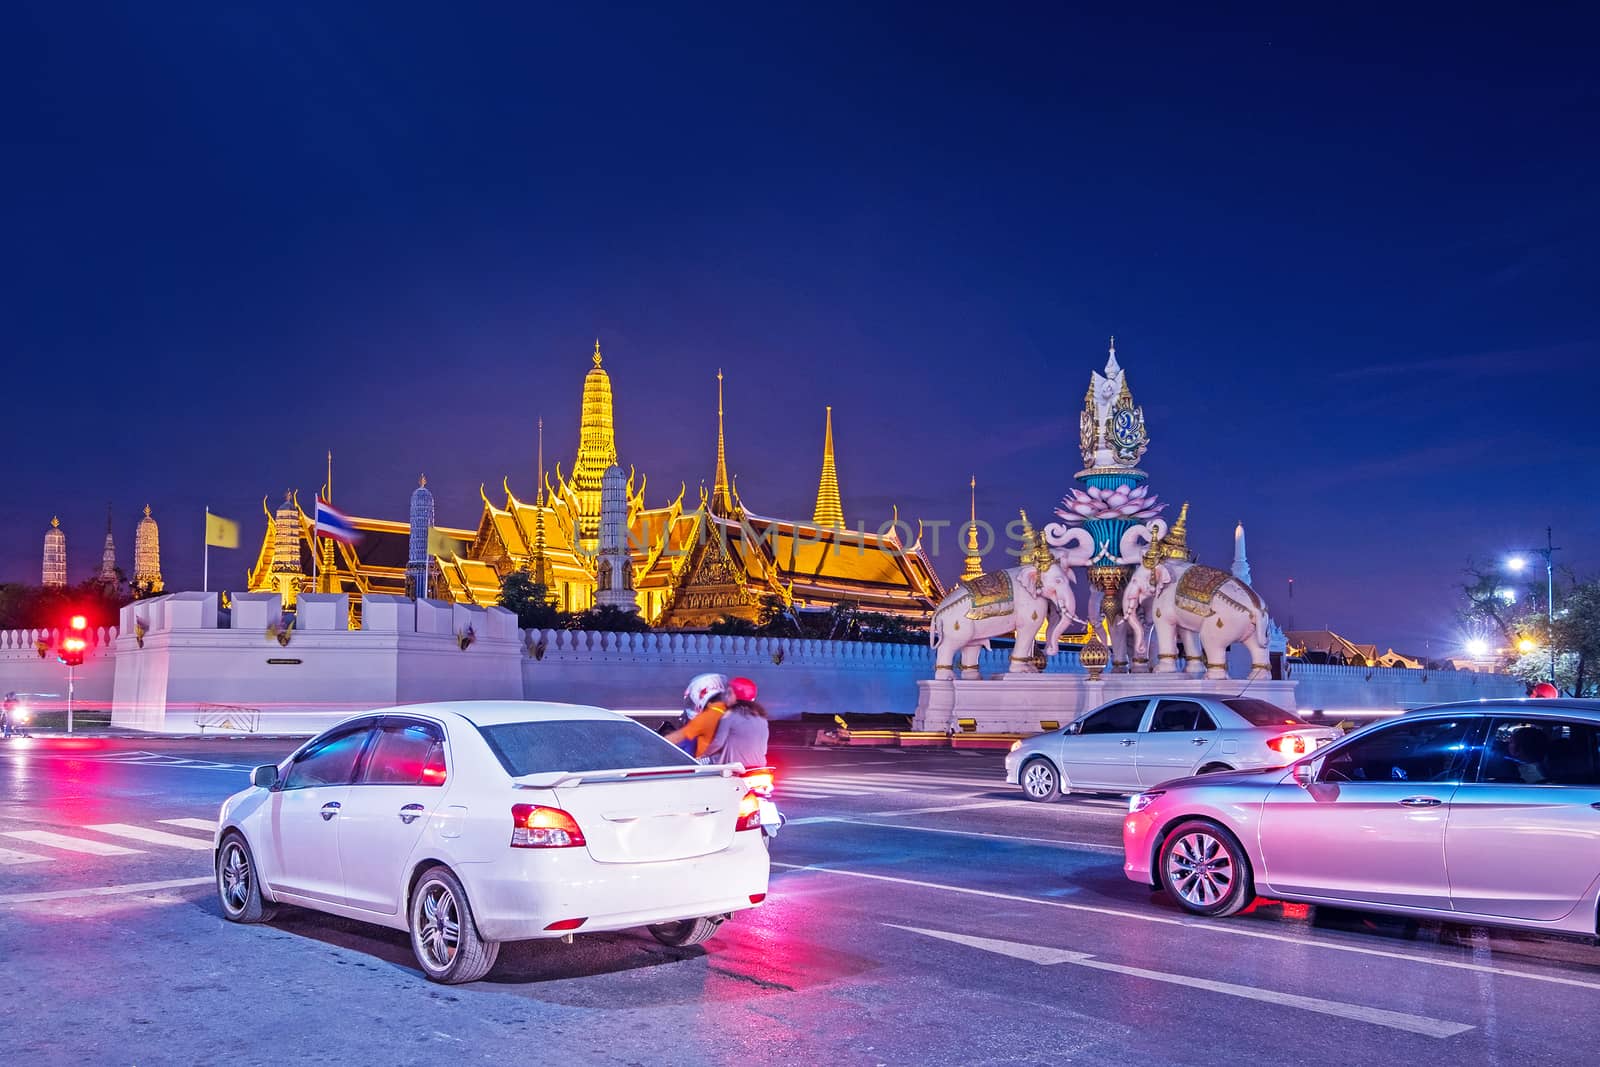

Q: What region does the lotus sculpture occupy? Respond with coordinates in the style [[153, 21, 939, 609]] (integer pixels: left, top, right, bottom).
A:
[[1057, 483, 1165, 523]]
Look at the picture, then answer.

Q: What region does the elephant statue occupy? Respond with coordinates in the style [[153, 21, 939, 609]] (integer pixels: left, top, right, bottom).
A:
[[930, 561, 1082, 679], [1123, 558, 1270, 680]]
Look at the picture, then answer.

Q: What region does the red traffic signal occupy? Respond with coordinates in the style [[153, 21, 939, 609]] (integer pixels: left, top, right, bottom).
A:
[[59, 635, 88, 667]]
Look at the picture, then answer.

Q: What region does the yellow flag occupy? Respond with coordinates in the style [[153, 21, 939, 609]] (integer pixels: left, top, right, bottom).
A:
[[205, 512, 239, 549], [427, 527, 466, 558]]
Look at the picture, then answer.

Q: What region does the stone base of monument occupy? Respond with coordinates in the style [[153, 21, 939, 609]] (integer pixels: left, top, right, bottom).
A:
[[911, 673, 1299, 734]]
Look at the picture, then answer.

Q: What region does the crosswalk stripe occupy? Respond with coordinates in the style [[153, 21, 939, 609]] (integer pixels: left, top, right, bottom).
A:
[[3, 830, 143, 856], [0, 846, 50, 865], [160, 818, 218, 833], [85, 823, 214, 851]]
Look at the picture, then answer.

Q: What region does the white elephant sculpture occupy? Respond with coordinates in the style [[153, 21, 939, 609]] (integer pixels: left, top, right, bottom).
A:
[[930, 562, 1082, 679], [1122, 558, 1270, 680]]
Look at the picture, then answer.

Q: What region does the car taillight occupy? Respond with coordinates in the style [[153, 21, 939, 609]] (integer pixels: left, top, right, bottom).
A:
[[1267, 735, 1309, 757], [510, 804, 586, 848], [735, 792, 762, 832], [742, 768, 775, 796]]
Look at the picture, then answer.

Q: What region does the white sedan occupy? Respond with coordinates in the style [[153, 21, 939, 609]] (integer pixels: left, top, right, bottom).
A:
[[214, 701, 770, 983], [1004, 694, 1343, 799]]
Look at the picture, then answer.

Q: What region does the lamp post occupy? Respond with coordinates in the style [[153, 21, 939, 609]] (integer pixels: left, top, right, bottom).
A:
[[1507, 526, 1560, 688]]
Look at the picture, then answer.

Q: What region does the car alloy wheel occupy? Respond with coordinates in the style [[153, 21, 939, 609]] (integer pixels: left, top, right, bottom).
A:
[[219, 840, 252, 916], [1166, 830, 1235, 908], [1021, 758, 1059, 801], [417, 882, 462, 971]]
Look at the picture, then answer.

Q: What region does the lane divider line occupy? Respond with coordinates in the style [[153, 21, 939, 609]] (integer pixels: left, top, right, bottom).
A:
[[887, 924, 1473, 1038], [0, 877, 212, 906], [85, 823, 215, 851], [771, 862, 1600, 992], [2, 830, 143, 856], [160, 818, 220, 833]]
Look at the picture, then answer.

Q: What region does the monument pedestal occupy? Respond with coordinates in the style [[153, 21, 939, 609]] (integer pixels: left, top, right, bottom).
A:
[[912, 673, 1298, 733]]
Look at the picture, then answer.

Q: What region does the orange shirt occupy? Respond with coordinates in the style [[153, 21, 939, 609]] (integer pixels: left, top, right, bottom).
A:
[[681, 701, 727, 758]]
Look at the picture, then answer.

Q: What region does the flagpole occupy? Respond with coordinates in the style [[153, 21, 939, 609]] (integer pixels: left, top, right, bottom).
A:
[[204, 506, 210, 593]]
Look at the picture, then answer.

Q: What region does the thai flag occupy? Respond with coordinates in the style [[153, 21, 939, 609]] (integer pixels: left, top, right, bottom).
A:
[[314, 498, 359, 543]]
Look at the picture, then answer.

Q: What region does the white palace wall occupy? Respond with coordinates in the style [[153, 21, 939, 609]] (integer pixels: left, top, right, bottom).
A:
[[0, 591, 1530, 733]]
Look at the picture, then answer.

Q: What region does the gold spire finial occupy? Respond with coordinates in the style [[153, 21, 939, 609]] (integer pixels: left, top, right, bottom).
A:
[[813, 405, 844, 527], [536, 415, 545, 506], [51, 515, 60, 528], [419, 473, 426, 488], [712, 370, 734, 516], [143, 504, 151, 518], [960, 476, 983, 580], [593, 338, 602, 368]]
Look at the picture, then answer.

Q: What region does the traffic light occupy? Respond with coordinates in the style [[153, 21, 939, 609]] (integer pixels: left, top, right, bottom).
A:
[[59, 614, 88, 667]]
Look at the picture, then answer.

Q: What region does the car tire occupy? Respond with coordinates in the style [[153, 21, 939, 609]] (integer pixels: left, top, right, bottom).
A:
[[648, 916, 723, 947], [1019, 757, 1061, 802], [1158, 819, 1254, 917], [217, 832, 276, 923], [409, 865, 500, 984]]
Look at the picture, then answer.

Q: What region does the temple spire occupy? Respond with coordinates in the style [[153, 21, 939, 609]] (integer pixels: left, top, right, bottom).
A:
[[531, 416, 552, 589], [960, 475, 984, 580], [711, 369, 734, 516], [1232, 521, 1252, 584], [569, 339, 619, 541], [812, 405, 844, 527]]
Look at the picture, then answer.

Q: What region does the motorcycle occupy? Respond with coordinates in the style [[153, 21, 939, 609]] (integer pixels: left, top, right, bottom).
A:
[[740, 766, 785, 848]]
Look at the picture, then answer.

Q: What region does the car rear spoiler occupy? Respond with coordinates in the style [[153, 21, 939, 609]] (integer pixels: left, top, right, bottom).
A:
[[513, 764, 740, 790]]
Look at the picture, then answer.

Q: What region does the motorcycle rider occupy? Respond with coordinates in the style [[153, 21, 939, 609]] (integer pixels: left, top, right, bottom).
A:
[[666, 672, 731, 761], [710, 676, 769, 769], [0, 692, 14, 739]]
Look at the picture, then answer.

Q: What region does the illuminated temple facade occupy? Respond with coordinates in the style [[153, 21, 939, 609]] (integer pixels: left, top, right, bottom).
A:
[[247, 343, 944, 627]]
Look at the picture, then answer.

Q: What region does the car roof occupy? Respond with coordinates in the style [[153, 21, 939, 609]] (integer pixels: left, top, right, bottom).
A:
[[1408, 698, 1600, 723], [326, 700, 627, 730]]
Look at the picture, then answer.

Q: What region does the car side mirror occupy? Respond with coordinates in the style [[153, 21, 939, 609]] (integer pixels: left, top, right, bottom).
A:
[[1065, 721, 1083, 735], [251, 764, 279, 789], [1292, 762, 1316, 789]]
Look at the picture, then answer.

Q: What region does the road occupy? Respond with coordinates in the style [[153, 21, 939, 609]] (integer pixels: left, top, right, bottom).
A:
[[2, 734, 1597, 1066]]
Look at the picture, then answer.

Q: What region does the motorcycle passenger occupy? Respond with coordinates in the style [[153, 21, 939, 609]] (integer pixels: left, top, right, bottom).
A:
[[711, 676, 769, 769], [666, 672, 731, 761]]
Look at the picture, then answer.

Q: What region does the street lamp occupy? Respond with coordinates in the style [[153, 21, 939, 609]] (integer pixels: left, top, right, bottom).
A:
[[1465, 637, 1489, 658], [1505, 527, 1560, 689], [1518, 638, 1538, 655]]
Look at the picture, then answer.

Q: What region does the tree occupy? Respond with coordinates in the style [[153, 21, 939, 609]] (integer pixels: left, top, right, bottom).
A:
[[0, 580, 131, 631], [497, 570, 569, 631], [572, 604, 651, 633]]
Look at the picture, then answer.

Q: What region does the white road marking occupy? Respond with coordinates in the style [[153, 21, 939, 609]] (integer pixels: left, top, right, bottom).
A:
[[160, 818, 219, 832], [866, 800, 1023, 817], [0, 877, 212, 906], [812, 816, 1122, 852], [0, 846, 50, 865], [888, 925, 1473, 1039], [85, 823, 214, 850], [772, 862, 1600, 992], [3, 830, 142, 856]]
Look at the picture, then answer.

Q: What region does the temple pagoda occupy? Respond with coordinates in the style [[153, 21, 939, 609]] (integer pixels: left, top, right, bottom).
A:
[[247, 342, 943, 626]]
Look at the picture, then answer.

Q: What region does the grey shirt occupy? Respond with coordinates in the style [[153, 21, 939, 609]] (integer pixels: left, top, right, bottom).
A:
[[709, 709, 769, 768]]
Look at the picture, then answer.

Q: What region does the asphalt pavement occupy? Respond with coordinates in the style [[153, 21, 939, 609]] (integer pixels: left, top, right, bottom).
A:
[[2, 734, 1597, 1066]]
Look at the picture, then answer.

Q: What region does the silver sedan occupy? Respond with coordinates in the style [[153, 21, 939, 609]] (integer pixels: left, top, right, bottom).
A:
[[1004, 694, 1340, 800], [1124, 700, 1600, 937]]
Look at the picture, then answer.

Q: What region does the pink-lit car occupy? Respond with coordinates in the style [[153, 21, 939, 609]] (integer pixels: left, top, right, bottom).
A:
[[1124, 700, 1600, 936]]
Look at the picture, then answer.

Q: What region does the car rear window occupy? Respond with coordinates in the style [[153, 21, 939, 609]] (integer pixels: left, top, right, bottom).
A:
[[477, 719, 696, 777], [1222, 698, 1305, 727]]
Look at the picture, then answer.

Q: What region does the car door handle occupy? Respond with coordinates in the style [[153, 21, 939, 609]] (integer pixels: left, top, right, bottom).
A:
[[1591, 802, 1600, 811], [319, 802, 341, 821], [1398, 796, 1441, 808], [1119, 738, 1137, 747], [1190, 737, 1209, 746], [398, 803, 426, 825]]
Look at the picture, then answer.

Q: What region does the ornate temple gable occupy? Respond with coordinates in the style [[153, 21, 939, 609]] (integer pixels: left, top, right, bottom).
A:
[[657, 505, 766, 628]]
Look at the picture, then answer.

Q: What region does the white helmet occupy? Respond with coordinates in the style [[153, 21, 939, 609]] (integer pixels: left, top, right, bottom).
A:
[[683, 673, 730, 715]]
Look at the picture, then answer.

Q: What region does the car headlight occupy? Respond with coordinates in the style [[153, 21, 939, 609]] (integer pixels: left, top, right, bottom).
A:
[[1129, 790, 1165, 814]]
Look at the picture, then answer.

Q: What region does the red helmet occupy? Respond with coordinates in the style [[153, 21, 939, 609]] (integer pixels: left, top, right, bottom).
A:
[[729, 676, 758, 703], [1531, 682, 1559, 699]]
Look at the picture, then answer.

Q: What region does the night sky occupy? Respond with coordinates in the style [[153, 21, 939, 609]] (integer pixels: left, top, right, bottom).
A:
[[4, 5, 1597, 655]]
